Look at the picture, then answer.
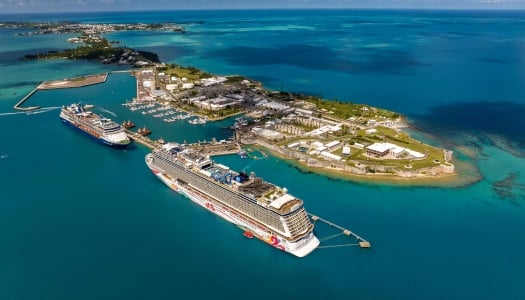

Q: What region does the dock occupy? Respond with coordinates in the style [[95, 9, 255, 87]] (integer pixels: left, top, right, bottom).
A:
[[309, 213, 371, 249], [14, 73, 108, 111], [13, 87, 40, 111], [124, 129, 162, 149], [125, 128, 241, 156]]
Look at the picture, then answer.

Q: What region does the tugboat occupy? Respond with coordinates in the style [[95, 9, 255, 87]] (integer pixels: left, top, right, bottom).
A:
[[122, 120, 135, 129], [239, 149, 247, 158], [138, 126, 151, 136]]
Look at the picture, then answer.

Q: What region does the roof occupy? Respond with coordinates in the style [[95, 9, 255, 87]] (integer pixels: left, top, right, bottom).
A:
[[325, 140, 341, 148], [270, 194, 295, 209], [320, 151, 341, 161], [366, 142, 393, 153]]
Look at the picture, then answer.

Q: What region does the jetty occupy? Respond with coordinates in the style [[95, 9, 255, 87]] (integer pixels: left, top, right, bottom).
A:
[[14, 73, 108, 111], [124, 129, 161, 149], [309, 213, 371, 249], [124, 128, 241, 156], [13, 87, 40, 111]]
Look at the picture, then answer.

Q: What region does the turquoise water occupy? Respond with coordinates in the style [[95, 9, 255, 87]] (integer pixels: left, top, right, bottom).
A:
[[1, 10, 525, 300]]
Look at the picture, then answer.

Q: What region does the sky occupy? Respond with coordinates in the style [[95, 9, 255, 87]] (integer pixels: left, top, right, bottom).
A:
[[0, 0, 524, 13]]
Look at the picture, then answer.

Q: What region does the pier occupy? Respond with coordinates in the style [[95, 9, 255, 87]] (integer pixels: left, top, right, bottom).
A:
[[14, 73, 108, 111], [309, 213, 371, 249], [124, 129, 162, 149], [125, 128, 241, 156], [13, 87, 40, 111]]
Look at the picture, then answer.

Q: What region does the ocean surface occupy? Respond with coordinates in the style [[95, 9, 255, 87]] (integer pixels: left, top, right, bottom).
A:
[[1, 9, 525, 300]]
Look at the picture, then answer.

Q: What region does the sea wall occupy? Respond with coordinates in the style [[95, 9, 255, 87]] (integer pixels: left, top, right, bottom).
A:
[[244, 138, 455, 179]]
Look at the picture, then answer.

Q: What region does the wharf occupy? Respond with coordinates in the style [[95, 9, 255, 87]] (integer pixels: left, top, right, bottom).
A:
[[125, 129, 162, 149], [13, 87, 40, 111], [14, 73, 108, 111], [125, 128, 241, 156], [187, 142, 241, 156], [309, 213, 371, 249], [37, 73, 107, 90]]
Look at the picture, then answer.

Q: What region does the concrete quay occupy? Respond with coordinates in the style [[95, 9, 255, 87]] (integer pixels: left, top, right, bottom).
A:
[[125, 128, 240, 157], [14, 73, 109, 111]]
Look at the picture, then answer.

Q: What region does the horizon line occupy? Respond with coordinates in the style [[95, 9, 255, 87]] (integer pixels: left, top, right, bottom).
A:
[[2, 7, 525, 15]]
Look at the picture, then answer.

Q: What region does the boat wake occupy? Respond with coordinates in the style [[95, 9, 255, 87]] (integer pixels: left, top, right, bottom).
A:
[[98, 108, 117, 117], [0, 155, 8, 159], [26, 106, 61, 115], [0, 106, 61, 117], [0, 111, 25, 116]]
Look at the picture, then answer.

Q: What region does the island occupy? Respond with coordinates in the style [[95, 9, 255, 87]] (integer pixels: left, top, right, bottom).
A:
[[11, 23, 457, 184], [4, 21, 186, 65], [128, 63, 455, 183], [22, 35, 160, 66]]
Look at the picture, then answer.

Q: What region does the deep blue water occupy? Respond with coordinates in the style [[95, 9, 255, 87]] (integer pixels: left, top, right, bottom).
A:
[[1, 9, 525, 300]]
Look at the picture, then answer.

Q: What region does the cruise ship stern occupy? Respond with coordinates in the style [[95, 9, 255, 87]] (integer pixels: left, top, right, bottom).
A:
[[288, 234, 320, 258]]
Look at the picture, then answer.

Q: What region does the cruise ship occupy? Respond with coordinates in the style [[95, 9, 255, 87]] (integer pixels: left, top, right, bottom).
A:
[[145, 143, 320, 257], [60, 103, 130, 149]]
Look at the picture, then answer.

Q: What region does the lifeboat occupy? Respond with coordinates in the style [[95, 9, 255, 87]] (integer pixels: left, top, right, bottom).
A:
[[243, 231, 254, 239]]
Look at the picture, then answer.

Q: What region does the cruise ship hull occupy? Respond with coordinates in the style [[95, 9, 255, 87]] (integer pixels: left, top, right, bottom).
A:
[[60, 116, 129, 149], [146, 155, 320, 257]]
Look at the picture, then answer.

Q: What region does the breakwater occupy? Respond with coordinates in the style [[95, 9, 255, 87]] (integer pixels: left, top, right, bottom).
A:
[[13, 73, 108, 111]]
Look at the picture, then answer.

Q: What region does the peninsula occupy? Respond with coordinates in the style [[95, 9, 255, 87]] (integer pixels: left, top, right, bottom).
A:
[[11, 26, 457, 184], [129, 64, 456, 183]]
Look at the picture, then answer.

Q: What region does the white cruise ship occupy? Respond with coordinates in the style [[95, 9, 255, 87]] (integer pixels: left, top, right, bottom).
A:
[[145, 143, 320, 257], [60, 103, 130, 149]]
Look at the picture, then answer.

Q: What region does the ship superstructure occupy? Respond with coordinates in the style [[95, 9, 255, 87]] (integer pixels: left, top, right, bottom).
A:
[[60, 103, 130, 149], [145, 143, 320, 257]]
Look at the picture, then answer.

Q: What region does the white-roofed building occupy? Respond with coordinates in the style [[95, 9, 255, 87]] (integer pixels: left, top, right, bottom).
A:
[[325, 140, 341, 151], [165, 84, 177, 91], [252, 128, 283, 140], [200, 76, 228, 86], [153, 90, 167, 98], [390, 145, 406, 158], [366, 142, 393, 157], [366, 142, 425, 159], [320, 151, 341, 161], [354, 143, 365, 149], [295, 108, 313, 116], [182, 83, 194, 89], [306, 124, 342, 137], [342, 146, 351, 155], [311, 141, 324, 151]]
